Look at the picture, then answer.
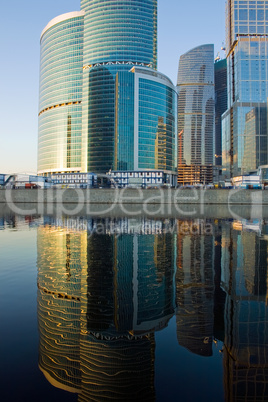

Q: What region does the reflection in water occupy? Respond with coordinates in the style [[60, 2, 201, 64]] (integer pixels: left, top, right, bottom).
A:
[[37, 218, 176, 400], [221, 222, 268, 401], [37, 227, 83, 393], [32, 215, 268, 400], [176, 223, 216, 356]]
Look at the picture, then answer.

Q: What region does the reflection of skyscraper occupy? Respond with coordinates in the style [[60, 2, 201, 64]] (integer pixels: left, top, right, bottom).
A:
[[242, 231, 267, 296], [177, 45, 215, 185], [221, 221, 268, 401], [81, 228, 156, 401], [79, 333, 155, 402], [37, 226, 85, 392], [213, 222, 226, 342], [176, 222, 215, 356], [37, 218, 176, 399], [222, 0, 268, 178], [85, 224, 176, 335], [134, 233, 175, 333]]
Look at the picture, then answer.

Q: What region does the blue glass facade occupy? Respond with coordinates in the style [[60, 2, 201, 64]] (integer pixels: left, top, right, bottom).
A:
[[80, 0, 157, 68], [223, 0, 268, 178], [115, 68, 177, 173], [138, 76, 177, 171], [177, 45, 215, 185], [215, 59, 227, 167], [38, 1, 177, 175], [38, 12, 84, 175], [115, 71, 135, 171], [81, 0, 158, 173]]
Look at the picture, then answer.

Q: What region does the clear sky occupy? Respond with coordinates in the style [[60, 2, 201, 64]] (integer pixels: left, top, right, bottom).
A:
[[0, 0, 226, 174]]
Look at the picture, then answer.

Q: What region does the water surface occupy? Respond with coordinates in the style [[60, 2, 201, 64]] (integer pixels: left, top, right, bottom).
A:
[[1, 206, 268, 401]]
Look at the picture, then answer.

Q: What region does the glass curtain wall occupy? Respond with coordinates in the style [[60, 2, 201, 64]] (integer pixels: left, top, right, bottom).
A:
[[222, 0, 268, 178], [114, 68, 177, 173], [177, 44, 215, 185], [80, 0, 158, 173], [215, 59, 227, 168], [38, 13, 84, 175]]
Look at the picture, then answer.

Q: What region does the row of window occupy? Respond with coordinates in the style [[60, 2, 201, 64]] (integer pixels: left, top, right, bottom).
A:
[[42, 19, 84, 43], [113, 171, 163, 177], [117, 177, 163, 183], [235, 9, 268, 20]]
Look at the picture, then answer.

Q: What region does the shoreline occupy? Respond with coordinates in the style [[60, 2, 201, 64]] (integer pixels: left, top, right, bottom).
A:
[[1, 188, 268, 220], [0, 187, 268, 205]]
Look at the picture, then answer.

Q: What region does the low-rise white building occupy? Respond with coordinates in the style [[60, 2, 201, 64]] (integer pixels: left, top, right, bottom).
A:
[[109, 170, 177, 188], [232, 174, 261, 189], [51, 172, 97, 188]]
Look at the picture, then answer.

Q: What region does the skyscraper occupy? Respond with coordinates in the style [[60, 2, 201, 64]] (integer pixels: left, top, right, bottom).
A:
[[177, 44, 215, 185], [38, 12, 84, 175], [38, 0, 177, 176], [215, 59, 227, 168], [222, 0, 268, 178], [114, 67, 177, 173]]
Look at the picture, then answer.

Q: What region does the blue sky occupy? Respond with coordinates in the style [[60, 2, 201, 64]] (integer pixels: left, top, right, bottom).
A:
[[0, 0, 225, 174]]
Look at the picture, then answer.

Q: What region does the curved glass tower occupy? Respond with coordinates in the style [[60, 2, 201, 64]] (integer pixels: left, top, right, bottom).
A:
[[38, 12, 84, 175], [177, 44, 215, 185], [115, 67, 177, 172], [80, 0, 157, 68], [38, 1, 178, 176], [81, 0, 158, 172]]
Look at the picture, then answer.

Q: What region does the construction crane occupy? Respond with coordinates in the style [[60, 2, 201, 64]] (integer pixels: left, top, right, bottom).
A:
[[215, 42, 226, 62], [215, 52, 220, 62]]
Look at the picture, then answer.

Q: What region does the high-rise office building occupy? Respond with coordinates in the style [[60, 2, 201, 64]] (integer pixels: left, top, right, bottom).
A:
[[115, 67, 177, 173], [38, 0, 177, 176], [38, 12, 84, 175], [222, 0, 268, 178], [215, 59, 227, 168], [177, 44, 215, 185]]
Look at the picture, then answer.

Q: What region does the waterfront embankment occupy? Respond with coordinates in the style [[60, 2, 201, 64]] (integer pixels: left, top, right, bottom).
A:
[[1, 188, 268, 219], [0, 187, 267, 205]]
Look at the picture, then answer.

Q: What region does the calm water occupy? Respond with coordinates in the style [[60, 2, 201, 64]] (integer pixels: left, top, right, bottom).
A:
[[1, 205, 268, 401]]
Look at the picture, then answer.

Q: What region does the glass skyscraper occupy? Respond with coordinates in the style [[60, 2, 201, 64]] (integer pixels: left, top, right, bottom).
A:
[[38, 12, 84, 175], [115, 67, 177, 172], [38, 0, 177, 175], [222, 0, 268, 178], [215, 59, 227, 168], [177, 44, 215, 185]]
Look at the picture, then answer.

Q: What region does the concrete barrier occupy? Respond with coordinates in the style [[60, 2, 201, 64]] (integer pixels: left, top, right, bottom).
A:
[[0, 187, 267, 205], [1, 188, 268, 219]]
